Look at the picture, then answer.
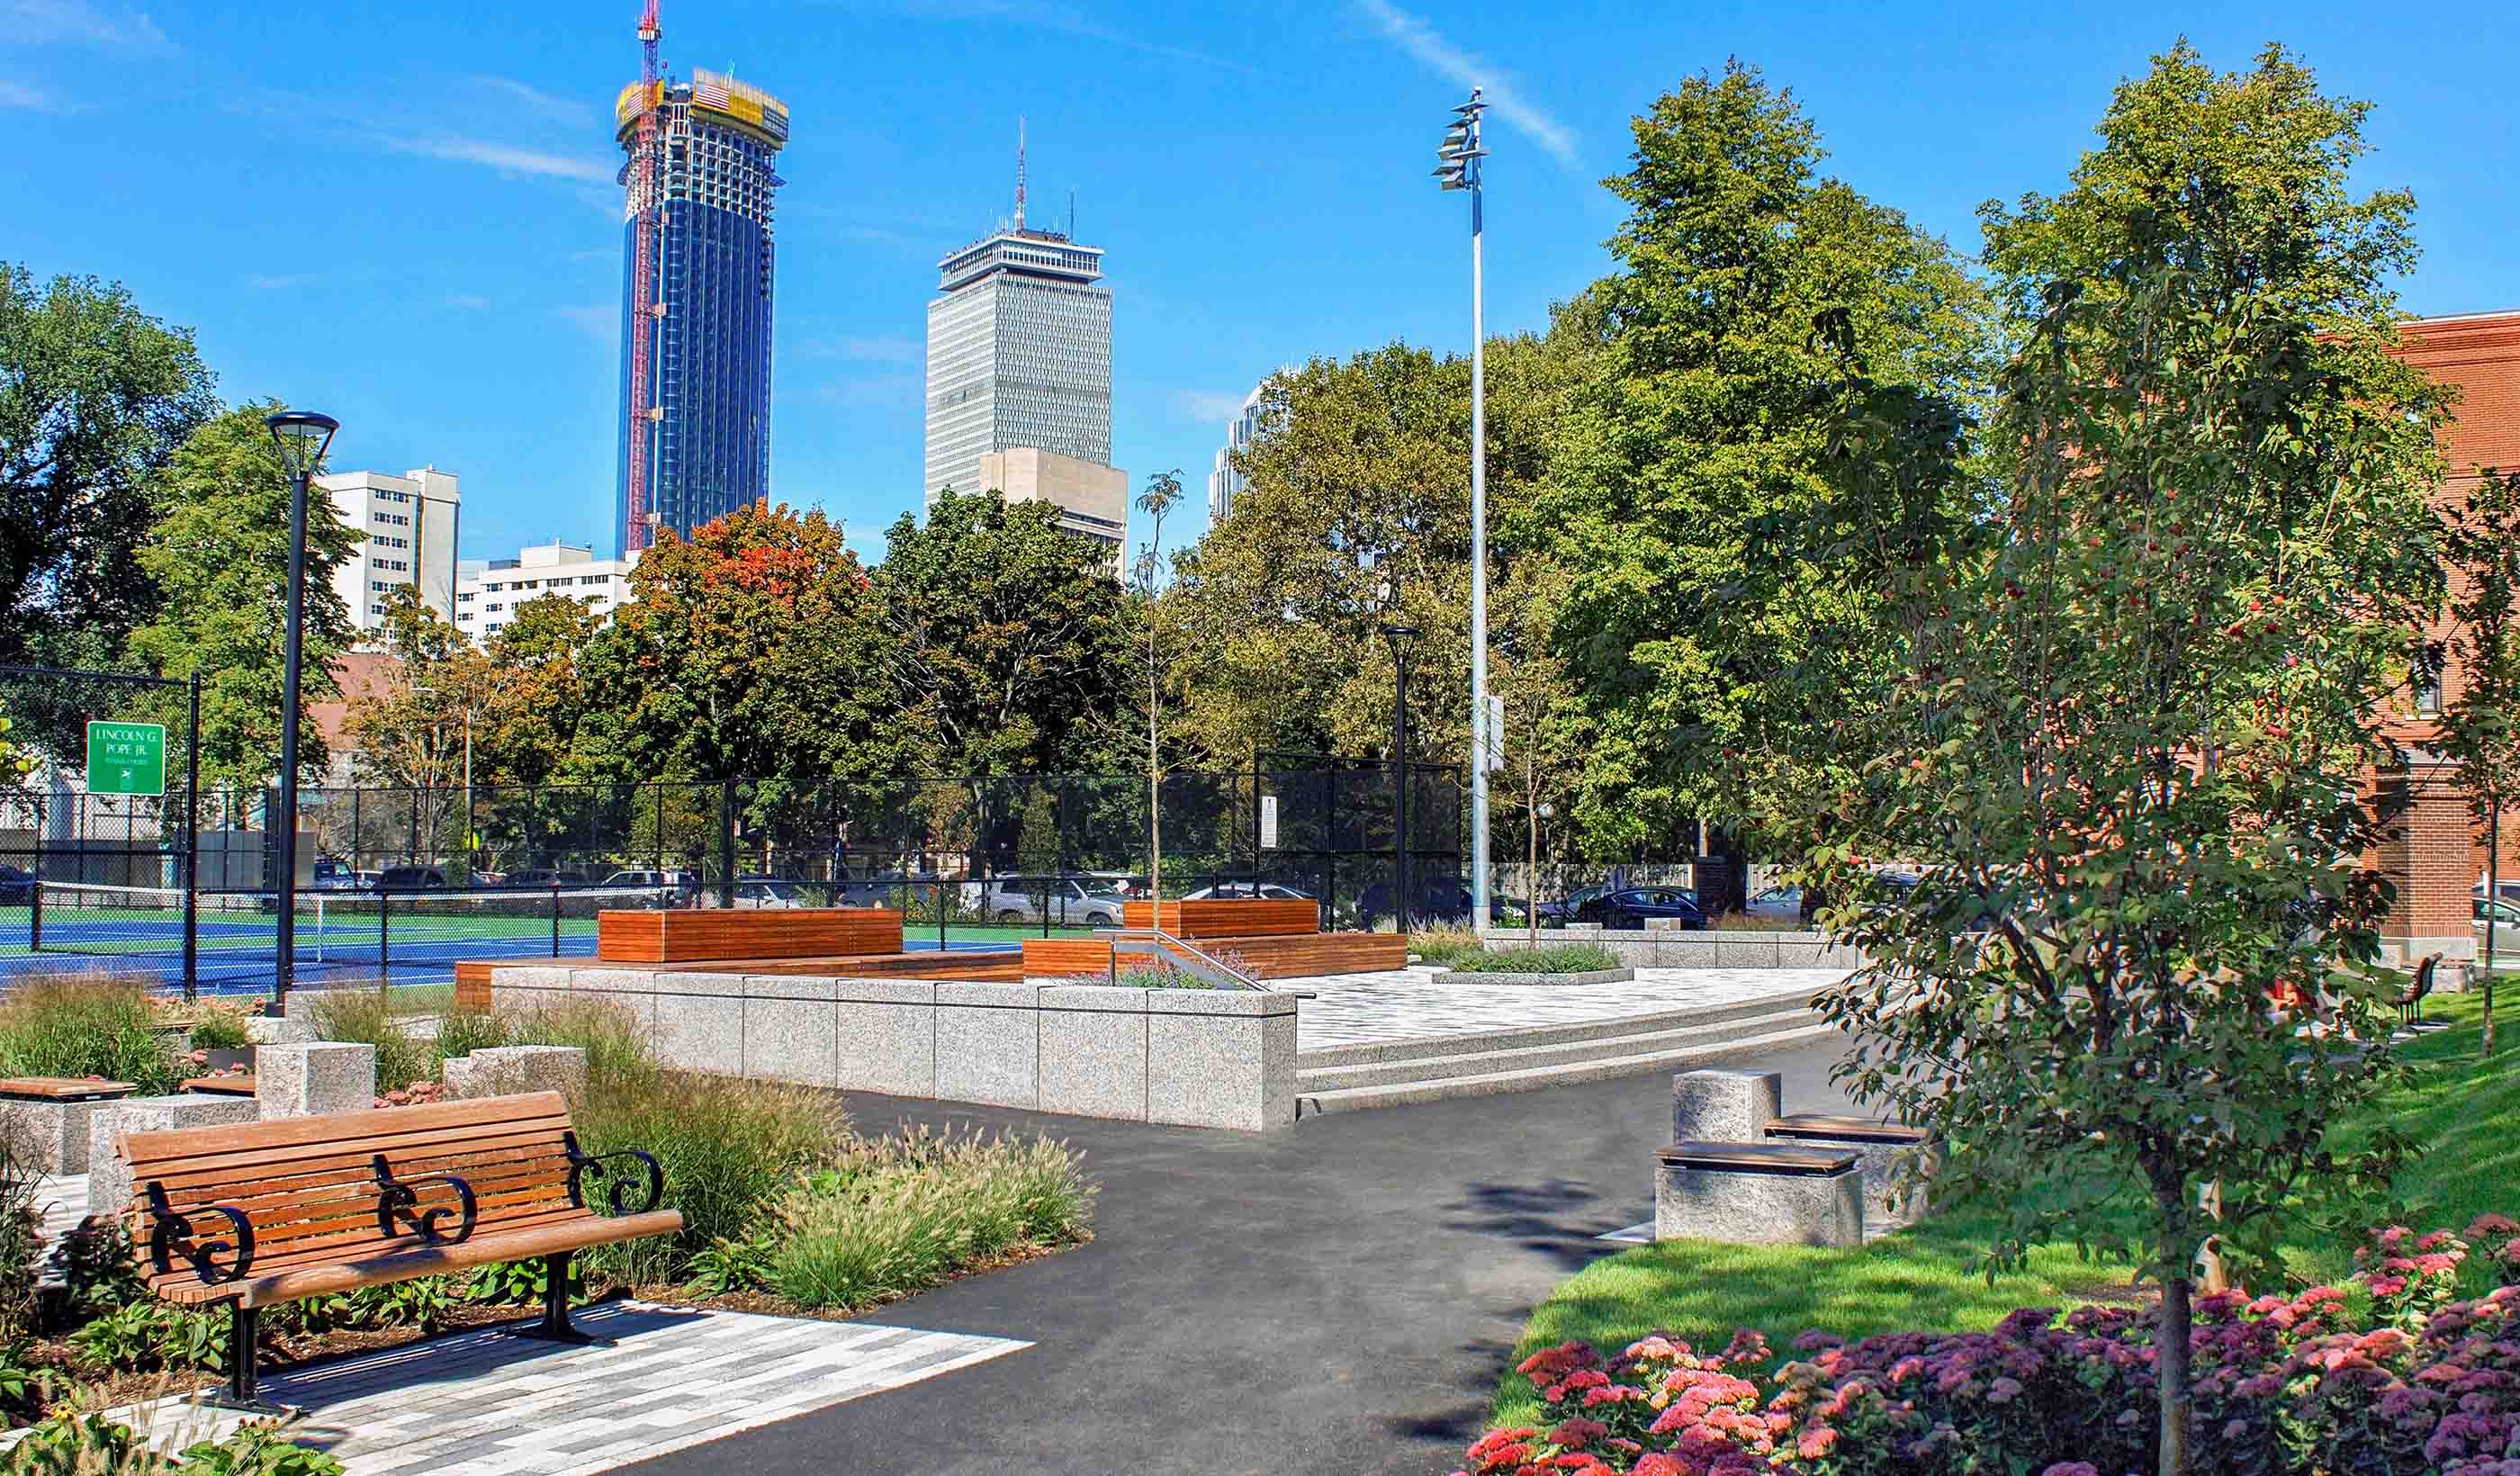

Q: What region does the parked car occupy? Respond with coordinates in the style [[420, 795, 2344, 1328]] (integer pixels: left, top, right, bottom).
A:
[[733, 875, 806, 909], [375, 865, 446, 891], [1574, 886, 1709, 931], [310, 857, 363, 892], [1488, 894, 1567, 925], [1180, 881, 1312, 902], [0, 864, 32, 907], [2478, 896, 2520, 949], [980, 875, 1125, 926], [1745, 885, 1804, 922], [834, 872, 943, 908], [503, 868, 592, 888]]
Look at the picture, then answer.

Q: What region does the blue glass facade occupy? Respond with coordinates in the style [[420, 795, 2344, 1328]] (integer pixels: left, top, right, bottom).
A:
[[615, 81, 785, 554]]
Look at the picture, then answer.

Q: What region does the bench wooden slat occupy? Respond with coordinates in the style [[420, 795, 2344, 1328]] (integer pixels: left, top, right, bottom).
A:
[[1764, 1113, 1930, 1146], [1658, 1139, 1859, 1174], [158, 1210, 685, 1308], [0, 1076, 137, 1100], [132, 1119, 578, 1194]]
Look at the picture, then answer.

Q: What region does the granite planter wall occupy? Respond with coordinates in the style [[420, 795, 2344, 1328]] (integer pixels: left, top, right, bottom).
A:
[[488, 965, 1299, 1131], [1476, 926, 1864, 971]]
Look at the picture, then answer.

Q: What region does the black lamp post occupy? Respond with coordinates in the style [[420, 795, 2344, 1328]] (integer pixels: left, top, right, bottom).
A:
[[1381, 616, 1422, 934], [265, 409, 338, 1000]]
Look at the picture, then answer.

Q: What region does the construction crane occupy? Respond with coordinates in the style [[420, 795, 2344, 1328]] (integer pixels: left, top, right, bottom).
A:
[[624, 0, 664, 554]]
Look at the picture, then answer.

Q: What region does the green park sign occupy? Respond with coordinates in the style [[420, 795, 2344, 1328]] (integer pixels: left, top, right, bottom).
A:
[[86, 721, 166, 796]]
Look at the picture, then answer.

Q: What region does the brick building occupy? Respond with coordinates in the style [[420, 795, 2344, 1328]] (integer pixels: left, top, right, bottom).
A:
[[2375, 309, 2520, 963]]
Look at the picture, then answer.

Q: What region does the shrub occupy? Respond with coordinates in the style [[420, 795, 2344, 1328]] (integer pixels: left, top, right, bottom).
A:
[[0, 976, 179, 1094], [184, 1000, 254, 1052], [3, 1403, 345, 1474], [574, 1069, 845, 1286], [1412, 928, 1484, 966], [300, 991, 428, 1100], [769, 1126, 1094, 1313], [1442, 944, 1623, 976], [498, 997, 662, 1096], [1456, 1214, 2520, 1476], [68, 1301, 229, 1374]]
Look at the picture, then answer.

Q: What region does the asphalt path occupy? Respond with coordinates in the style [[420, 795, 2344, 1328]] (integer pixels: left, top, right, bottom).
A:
[[620, 1038, 1859, 1476]]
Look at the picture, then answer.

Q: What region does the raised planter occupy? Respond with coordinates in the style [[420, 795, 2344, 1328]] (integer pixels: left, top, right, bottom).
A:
[[1477, 926, 1864, 971], [486, 963, 1300, 1131], [1427, 966, 1635, 987]]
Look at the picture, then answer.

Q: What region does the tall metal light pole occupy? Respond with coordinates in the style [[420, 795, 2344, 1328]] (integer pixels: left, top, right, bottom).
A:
[[1382, 618, 1423, 933], [1434, 87, 1492, 925], [265, 410, 338, 1001]]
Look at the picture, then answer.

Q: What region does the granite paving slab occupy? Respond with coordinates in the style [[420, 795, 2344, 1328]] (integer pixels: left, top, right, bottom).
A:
[[1289, 966, 1845, 1052]]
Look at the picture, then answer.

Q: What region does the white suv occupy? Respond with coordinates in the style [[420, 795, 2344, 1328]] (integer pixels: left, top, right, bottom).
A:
[[983, 876, 1123, 926]]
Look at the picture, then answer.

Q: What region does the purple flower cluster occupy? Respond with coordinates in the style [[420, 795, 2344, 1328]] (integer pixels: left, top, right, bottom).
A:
[[1455, 1215, 2520, 1476]]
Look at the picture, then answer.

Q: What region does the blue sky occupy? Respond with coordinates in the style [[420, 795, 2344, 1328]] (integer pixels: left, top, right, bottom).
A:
[[6, 0, 2516, 565]]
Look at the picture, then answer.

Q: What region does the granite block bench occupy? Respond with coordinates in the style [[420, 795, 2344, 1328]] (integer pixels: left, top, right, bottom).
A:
[[1655, 1140, 1864, 1248], [0, 1077, 139, 1173], [1762, 1112, 1936, 1228]]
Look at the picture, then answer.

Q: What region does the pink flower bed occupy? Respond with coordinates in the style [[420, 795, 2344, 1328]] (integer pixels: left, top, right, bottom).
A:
[[1457, 1216, 2520, 1476]]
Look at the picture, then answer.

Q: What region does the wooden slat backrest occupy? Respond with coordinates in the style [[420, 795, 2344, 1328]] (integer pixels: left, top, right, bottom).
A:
[[1120, 899, 1320, 938], [118, 1093, 589, 1297], [595, 908, 906, 963]]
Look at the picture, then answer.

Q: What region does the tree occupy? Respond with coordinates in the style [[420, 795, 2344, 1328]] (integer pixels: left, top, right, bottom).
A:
[[1523, 62, 1991, 866], [2437, 468, 2520, 1057], [568, 502, 898, 796], [871, 489, 1130, 779], [124, 401, 360, 790], [0, 264, 218, 669], [1778, 44, 2447, 1476], [1132, 469, 1183, 898]]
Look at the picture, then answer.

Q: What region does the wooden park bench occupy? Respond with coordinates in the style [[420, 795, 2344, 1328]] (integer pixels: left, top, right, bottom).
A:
[[1762, 1112, 1938, 1227], [114, 1090, 682, 1412]]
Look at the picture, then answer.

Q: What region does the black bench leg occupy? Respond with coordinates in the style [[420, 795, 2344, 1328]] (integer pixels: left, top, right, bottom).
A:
[[505, 1251, 600, 1346], [191, 1302, 298, 1417]]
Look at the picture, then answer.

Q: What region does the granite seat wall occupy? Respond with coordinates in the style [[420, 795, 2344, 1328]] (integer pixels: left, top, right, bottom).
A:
[[1476, 927, 1863, 971], [486, 965, 1298, 1131]]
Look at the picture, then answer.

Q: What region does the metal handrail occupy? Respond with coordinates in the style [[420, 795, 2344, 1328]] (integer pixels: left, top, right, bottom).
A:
[[1093, 926, 1270, 992]]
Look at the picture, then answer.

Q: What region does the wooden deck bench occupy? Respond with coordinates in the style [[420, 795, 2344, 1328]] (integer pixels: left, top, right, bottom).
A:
[[115, 1090, 682, 1411], [1762, 1113, 1938, 1227], [1654, 1139, 1865, 1247]]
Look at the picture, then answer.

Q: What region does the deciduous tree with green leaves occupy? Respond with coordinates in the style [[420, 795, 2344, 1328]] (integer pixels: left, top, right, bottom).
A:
[[0, 264, 217, 670], [1775, 44, 2449, 1476], [2437, 467, 2520, 1057], [125, 401, 359, 790], [1524, 61, 1991, 868]]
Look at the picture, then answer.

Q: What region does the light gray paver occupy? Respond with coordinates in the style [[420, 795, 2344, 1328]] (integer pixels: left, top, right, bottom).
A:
[[0, 1300, 1030, 1476]]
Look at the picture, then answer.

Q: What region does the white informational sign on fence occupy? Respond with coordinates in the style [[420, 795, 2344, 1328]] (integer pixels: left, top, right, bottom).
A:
[[1259, 795, 1279, 850]]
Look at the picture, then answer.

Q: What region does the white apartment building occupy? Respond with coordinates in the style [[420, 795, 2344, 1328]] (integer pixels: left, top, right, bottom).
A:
[[316, 467, 461, 636], [454, 542, 643, 643], [971, 447, 1127, 564]]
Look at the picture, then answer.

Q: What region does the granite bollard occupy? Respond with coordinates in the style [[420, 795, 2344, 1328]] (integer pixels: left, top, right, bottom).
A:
[[87, 1094, 262, 1218], [1670, 1067, 1781, 1144], [443, 1046, 589, 1102], [256, 1042, 380, 1119]]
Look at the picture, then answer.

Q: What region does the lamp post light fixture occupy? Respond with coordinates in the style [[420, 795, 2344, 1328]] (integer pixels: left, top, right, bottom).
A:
[[1432, 86, 1494, 927], [1381, 613, 1423, 935], [264, 409, 338, 1000]]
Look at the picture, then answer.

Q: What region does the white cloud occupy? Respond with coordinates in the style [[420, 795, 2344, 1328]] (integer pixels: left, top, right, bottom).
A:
[[246, 273, 314, 291], [1173, 388, 1251, 424], [446, 293, 490, 310], [1351, 0, 1580, 171], [384, 134, 612, 183], [4, 0, 166, 46], [464, 74, 587, 124], [0, 81, 48, 108]]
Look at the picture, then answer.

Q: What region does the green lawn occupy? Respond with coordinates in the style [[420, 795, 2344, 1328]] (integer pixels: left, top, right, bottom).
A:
[[1494, 992, 2519, 1426]]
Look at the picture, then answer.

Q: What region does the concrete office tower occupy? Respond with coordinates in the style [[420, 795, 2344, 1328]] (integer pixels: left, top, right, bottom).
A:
[[1206, 382, 1271, 526], [614, 67, 789, 553], [924, 125, 1118, 525], [316, 467, 462, 638], [971, 448, 1126, 564], [454, 542, 644, 643]]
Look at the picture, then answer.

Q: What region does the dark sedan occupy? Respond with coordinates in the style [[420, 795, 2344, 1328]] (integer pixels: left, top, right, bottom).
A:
[[0, 864, 32, 907], [1574, 886, 1709, 931]]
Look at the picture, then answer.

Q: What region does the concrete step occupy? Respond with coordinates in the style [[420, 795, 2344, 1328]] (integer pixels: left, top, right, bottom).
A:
[[1292, 1018, 1843, 1116], [1296, 988, 1828, 1070], [1296, 999, 1827, 1092]]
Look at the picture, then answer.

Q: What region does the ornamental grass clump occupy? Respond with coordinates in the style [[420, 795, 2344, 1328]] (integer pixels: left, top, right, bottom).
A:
[[0, 974, 179, 1094], [1411, 929, 1484, 967], [769, 1126, 1093, 1313], [1456, 1214, 2520, 1476], [302, 989, 429, 1101], [1443, 944, 1623, 976]]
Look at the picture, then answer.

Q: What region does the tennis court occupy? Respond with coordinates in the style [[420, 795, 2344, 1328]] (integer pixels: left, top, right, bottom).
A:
[[0, 880, 1022, 994]]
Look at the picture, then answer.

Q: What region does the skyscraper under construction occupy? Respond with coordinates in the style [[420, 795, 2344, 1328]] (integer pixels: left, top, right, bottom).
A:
[[614, 17, 788, 554]]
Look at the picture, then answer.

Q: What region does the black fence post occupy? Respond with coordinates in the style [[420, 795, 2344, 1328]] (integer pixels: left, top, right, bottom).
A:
[[551, 880, 562, 957], [183, 670, 201, 1001], [377, 886, 392, 991], [717, 779, 736, 908]]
